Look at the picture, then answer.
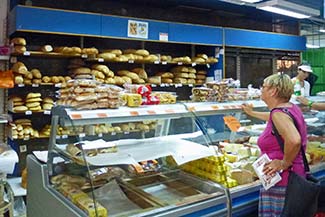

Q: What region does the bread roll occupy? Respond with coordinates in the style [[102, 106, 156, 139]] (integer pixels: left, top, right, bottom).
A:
[[24, 71, 33, 80], [43, 103, 53, 110], [117, 70, 139, 80], [26, 92, 41, 99], [101, 49, 122, 55], [42, 76, 51, 83], [26, 102, 41, 108], [123, 49, 137, 54], [131, 68, 148, 80], [161, 78, 173, 83], [31, 69, 42, 79], [12, 62, 28, 75], [135, 49, 150, 56], [156, 72, 173, 78], [11, 37, 26, 46], [197, 54, 208, 60], [98, 52, 116, 59], [14, 75, 24, 84], [25, 97, 42, 103], [23, 79, 32, 85], [13, 106, 28, 112], [147, 76, 161, 85], [14, 45, 27, 53]]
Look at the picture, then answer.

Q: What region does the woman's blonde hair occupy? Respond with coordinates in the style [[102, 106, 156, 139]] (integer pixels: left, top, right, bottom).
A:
[[264, 73, 293, 100]]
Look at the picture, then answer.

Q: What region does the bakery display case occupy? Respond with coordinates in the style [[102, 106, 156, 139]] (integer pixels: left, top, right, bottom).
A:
[[27, 102, 239, 217]]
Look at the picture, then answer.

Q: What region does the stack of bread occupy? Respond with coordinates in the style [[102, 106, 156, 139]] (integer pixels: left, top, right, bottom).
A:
[[151, 92, 177, 104], [206, 81, 229, 102], [171, 56, 191, 64], [57, 80, 123, 110], [69, 67, 93, 80], [90, 64, 114, 84], [191, 87, 215, 102], [116, 70, 146, 84], [42, 97, 54, 110], [171, 66, 197, 85], [10, 37, 27, 53], [12, 61, 71, 86], [9, 119, 40, 139], [53, 46, 82, 55], [9, 96, 28, 113], [81, 47, 99, 57], [154, 72, 174, 84], [25, 92, 42, 112], [192, 54, 218, 64]]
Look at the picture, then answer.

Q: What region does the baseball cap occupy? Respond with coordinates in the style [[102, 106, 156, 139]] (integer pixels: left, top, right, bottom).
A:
[[298, 65, 313, 73]]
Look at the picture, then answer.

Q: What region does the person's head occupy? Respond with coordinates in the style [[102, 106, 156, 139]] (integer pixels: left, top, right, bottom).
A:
[[297, 64, 313, 80], [261, 73, 293, 103]]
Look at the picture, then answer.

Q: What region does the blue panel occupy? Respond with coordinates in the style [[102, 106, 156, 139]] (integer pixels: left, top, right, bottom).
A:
[[101, 15, 169, 41], [225, 28, 306, 51], [169, 23, 223, 45], [14, 6, 101, 36]]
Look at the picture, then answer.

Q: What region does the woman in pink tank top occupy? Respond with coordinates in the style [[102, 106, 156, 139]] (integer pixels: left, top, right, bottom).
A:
[[242, 73, 307, 217]]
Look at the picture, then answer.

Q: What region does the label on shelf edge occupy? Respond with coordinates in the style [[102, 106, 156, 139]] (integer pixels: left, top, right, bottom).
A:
[[32, 84, 39, 87], [18, 84, 24, 87], [162, 61, 167, 65], [128, 60, 134, 63], [98, 58, 104, 62], [151, 84, 157, 87], [98, 133, 103, 137], [25, 111, 32, 115], [19, 145, 27, 153], [111, 132, 116, 136], [191, 63, 197, 67], [44, 110, 51, 115], [81, 54, 88, 58], [79, 133, 86, 138], [177, 62, 183, 65], [124, 131, 130, 134], [154, 61, 159, 64], [188, 84, 193, 87], [62, 135, 68, 139], [23, 51, 30, 56], [206, 64, 210, 68]]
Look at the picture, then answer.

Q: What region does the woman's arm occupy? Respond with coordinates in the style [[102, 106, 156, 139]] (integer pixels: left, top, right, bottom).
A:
[[241, 103, 269, 121], [297, 96, 325, 111], [264, 112, 301, 175]]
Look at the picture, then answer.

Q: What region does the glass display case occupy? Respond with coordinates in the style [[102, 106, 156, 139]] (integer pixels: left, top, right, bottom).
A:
[[26, 97, 325, 217]]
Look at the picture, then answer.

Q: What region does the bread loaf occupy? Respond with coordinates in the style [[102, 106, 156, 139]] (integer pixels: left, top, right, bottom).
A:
[[40, 45, 53, 52], [11, 37, 26, 46], [131, 68, 148, 80]]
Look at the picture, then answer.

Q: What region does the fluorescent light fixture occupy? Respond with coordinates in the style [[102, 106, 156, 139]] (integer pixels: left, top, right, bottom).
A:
[[240, 0, 262, 3], [256, 0, 320, 19], [306, 44, 320, 49], [320, 29, 325, 33]]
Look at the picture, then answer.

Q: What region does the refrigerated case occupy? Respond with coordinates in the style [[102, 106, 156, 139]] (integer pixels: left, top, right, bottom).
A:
[[26, 97, 325, 217]]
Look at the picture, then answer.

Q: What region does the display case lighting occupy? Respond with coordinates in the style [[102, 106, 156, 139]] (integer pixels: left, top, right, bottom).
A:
[[319, 29, 325, 33], [306, 44, 320, 49], [256, 0, 320, 19], [240, 0, 262, 3]]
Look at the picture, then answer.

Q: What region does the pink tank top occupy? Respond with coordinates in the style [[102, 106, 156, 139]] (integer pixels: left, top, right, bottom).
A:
[[257, 103, 307, 186]]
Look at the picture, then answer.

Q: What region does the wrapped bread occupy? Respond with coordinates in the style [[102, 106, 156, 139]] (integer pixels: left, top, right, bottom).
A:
[[14, 45, 27, 53]]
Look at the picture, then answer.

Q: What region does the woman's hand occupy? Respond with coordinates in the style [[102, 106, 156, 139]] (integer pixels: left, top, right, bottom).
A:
[[296, 96, 309, 106], [241, 103, 254, 116], [263, 159, 284, 176]]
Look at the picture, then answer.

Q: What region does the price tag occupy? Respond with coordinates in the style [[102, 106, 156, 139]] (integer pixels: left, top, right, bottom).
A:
[[177, 62, 183, 65], [223, 116, 241, 132], [206, 64, 210, 68], [81, 54, 88, 58], [165, 83, 170, 87], [188, 84, 193, 87], [18, 84, 25, 87], [55, 83, 61, 88], [98, 58, 104, 62], [25, 111, 32, 115], [160, 83, 166, 87], [10, 57, 17, 63], [98, 133, 103, 137], [154, 61, 159, 64], [23, 51, 30, 56], [191, 63, 197, 67], [79, 133, 86, 138], [23, 137, 30, 141], [151, 84, 157, 87], [62, 135, 68, 139], [44, 110, 51, 115], [19, 145, 27, 153], [111, 132, 116, 136], [128, 60, 134, 63], [32, 83, 39, 87], [162, 61, 167, 65], [124, 131, 130, 135], [56, 135, 61, 139]]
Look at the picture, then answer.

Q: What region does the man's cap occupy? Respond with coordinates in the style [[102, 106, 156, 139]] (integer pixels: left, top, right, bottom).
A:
[[298, 65, 313, 73]]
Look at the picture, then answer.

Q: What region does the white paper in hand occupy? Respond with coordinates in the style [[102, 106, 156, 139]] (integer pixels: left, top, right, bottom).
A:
[[252, 153, 282, 190]]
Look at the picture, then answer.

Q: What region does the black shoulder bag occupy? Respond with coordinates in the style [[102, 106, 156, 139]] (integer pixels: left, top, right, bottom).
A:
[[271, 108, 320, 217]]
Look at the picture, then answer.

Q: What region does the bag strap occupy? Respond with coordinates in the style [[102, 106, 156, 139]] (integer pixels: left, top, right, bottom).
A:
[[271, 108, 310, 172]]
